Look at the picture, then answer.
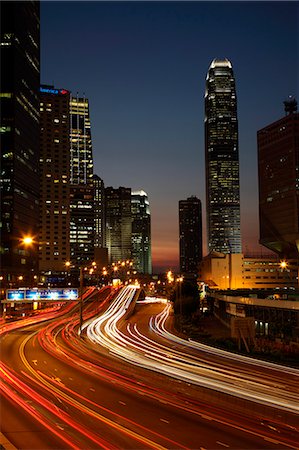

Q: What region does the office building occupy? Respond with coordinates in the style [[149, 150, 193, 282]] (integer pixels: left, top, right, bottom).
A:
[[105, 187, 132, 263], [205, 58, 241, 254], [179, 196, 202, 275], [69, 95, 94, 266], [131, 190, 152, 274], [199, 252, 297, 289], [0, 1, 40, 285], [258, 98, 299, 258], [93, 174, 105, 249], [39, 85, 71, 273]]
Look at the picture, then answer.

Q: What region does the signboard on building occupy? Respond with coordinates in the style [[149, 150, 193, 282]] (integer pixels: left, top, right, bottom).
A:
[[6, 288, 78, 301]]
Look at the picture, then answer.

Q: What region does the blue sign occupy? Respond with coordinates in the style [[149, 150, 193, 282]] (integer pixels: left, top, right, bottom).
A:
[[6, 288, 78, 301], [6, 290, 25, 300]]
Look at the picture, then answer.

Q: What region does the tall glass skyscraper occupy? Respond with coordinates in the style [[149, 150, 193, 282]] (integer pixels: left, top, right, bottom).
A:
[[131, 190, 152, 274], [205, 58, 241, 254], [69, 96, 94, 266], [0, 1, 40, 285], [179, 196, 202, 275], [105, 187, 132, 264]]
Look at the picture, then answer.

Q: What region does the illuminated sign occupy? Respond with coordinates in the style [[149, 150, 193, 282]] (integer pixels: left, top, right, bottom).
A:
[[40, 87, 69, 95], [6, 288, 78, 301], [6, 290, 25, 301]]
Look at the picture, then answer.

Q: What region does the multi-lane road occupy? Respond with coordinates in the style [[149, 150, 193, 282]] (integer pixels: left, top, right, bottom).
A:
[[1, 285, 298, 449]]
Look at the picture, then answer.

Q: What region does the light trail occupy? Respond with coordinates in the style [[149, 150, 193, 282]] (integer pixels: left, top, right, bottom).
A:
[[1, 286, 186, 450], [85, 287, 299, 415]]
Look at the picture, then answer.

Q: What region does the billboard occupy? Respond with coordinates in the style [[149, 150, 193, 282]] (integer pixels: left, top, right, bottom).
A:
[[6, 288, 78, 301]]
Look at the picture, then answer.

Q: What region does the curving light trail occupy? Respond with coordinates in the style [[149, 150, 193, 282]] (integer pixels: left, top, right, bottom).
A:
[[1, 286, 188, 450], [85, 287, 299, 415]]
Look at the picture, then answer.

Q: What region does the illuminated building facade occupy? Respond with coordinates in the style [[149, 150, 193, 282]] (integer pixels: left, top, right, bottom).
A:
[[199, 252, 298, 289], [131, 190, 152, 274], [39, 86, 71, 272], [0, 1, 40, 285], [205, 58, 241, 254], [105, 187, 132, 263], [179, 196, 202, 274], [93, 174, 105, 249], [258, 99, 299, 259], [69, 96, 95, 266]]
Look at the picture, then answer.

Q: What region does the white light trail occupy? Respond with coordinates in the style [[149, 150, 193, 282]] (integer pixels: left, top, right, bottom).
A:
[[85, 289, 299, 414]]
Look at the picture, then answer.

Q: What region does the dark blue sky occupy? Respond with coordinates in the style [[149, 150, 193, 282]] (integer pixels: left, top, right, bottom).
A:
[[41, 1, 298, 271]]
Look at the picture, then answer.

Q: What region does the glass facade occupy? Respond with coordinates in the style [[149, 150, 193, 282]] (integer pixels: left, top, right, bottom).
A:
[[131, 190, 152, 274], [179, 196, 202, 274], [205, 58, 241, 254], [0, 1, 40, 284], [105, 187, 132, 264], [93, 174, 105, 249], [69, 96, 94, 266]]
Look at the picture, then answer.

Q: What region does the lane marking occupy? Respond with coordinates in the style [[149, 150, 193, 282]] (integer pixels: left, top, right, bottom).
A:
[[160, 418, 170, 424], [216, 441, 230, 448], [119, 401, 126, 406], [89, 387, 95, 392], [32, 360, 38, 366]]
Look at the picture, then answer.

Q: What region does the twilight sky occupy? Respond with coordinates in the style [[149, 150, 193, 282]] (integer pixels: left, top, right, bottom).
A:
[[41, 1, 298, 272]]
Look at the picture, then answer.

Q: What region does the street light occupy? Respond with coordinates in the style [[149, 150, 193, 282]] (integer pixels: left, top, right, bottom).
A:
[[177, 276, 184, 332], [22, 236, 34, 246]]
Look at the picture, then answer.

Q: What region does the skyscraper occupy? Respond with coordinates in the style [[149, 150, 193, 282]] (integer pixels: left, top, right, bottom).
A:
[[0, 1, 40, 285], [93, 174, 105, 249], [205, 58, 241, 254], [131, 190, 152, 274], [105, 187, 132, 263], [179, 196, 202, 275], [69, 95, 94, 266], [39, 85, 71, 273], [258, 98, 299, 258]]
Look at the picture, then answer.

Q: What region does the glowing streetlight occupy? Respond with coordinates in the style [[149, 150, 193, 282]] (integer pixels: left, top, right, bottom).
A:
[[22, 236, 33, 246], [280, 261, 287, 269], [65, 261, 71, 268]]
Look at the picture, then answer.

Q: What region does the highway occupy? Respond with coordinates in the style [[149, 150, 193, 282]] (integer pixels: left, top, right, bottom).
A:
[[1, 285, 298, 449]]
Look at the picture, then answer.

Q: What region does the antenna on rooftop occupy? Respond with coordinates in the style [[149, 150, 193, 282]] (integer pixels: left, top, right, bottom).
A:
[[284, 96, 297, 115]]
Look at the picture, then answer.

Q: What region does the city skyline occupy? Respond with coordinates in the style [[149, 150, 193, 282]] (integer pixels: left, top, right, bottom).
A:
[[41, 1, 298, 271]]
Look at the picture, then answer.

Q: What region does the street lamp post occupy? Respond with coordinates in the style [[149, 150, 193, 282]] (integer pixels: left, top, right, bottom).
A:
[[177, 276, 183, 332], [79, 266, 83, 335]]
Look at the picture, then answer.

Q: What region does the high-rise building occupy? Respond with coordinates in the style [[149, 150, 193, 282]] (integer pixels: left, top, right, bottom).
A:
[[105, 187, 132, 263], [39, 85, 71, 273], [258, 98, 299, 258], [93, 174, 105, 249], [0, 1, 40, 285], [179, 196, 202, 274], [131, 190, 152, 274], [205, 58, 241, 254], [69, 95, 94, 266]]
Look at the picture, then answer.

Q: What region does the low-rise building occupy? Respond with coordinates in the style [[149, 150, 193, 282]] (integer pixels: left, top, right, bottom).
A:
[[199, 252, 298, 289]]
